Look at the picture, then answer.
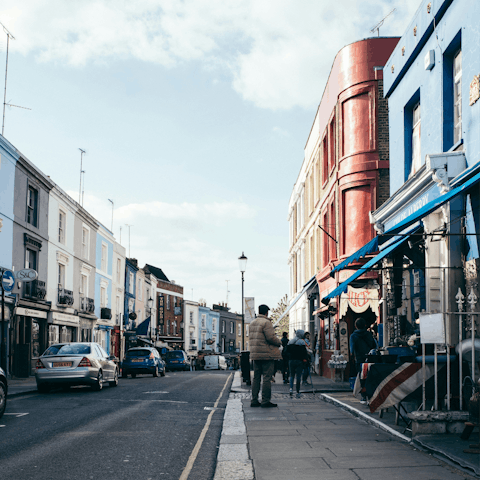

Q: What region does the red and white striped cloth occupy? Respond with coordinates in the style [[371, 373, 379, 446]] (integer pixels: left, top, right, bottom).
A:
[[369, 362, 435, 413]]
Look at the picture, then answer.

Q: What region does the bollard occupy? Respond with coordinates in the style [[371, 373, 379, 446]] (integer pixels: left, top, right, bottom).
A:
[[241, 350, 251, 385]]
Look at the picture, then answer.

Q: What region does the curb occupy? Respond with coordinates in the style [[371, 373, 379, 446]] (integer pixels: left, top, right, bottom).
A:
[[213, 372, 254, 480], [320, 393, 412, 443]]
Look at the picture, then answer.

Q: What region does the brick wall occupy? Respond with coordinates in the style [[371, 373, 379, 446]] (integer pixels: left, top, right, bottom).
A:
[[377, 80, 391, 208]]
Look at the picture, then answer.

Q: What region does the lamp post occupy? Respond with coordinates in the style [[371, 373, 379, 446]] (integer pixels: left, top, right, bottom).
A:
[[147, 297, 154, 340], [238, 252, 247, 350]]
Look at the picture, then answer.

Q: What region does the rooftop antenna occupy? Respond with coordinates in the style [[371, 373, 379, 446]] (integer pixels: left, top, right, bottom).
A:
[[125, 224, 133, 257], [370, 8, 396, 37], [78, 148, 86, 204], [226, 280, 230, 306], [108, 199, 114, 231]]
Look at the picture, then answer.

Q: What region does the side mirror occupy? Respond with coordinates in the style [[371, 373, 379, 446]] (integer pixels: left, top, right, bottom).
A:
[[108, 355, 117, 361]]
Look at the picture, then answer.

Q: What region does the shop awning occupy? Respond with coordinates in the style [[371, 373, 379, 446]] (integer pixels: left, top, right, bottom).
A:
[[321, 227, 419, 305], [136, 316, 151, 336], [330, 237, 379, 277], [385, 169, 480, 235], [273, 275, 316, 327]]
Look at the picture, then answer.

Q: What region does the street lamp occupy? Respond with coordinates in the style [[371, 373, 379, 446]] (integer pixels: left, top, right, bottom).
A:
[[147, 297, 154, 339], [238, 252, 247, 350]]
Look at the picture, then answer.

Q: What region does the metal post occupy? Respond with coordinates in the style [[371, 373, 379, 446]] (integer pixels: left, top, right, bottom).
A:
[[457, 288, 465, 411], [0, 267, 7, 373], [443, 267, 451, 410], [422, 342, 426, 410], [241, 271, 245, 351], [2, 33, 10, 137], [468, 288, 477, 384]]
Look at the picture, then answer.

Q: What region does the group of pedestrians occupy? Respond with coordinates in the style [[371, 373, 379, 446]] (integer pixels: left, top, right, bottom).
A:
[[248, 304, 314, 408]]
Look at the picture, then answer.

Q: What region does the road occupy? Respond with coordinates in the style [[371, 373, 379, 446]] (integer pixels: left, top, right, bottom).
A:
[[0, 370, 232, 480]]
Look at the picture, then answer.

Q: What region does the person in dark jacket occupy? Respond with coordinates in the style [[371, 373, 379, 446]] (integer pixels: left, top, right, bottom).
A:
[[286, 330, 309, 398], [350, 317, 377, 403], [281, 332, 289, 384]]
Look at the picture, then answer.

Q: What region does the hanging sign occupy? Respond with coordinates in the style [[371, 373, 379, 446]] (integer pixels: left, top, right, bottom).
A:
[[339, 286, 380, 318]]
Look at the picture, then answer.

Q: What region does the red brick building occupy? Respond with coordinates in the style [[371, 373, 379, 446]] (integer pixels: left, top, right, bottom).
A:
[[288, 37, 399, 378]]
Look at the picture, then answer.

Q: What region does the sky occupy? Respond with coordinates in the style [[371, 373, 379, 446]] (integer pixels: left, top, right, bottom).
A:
[[1, 0, 421, 314]]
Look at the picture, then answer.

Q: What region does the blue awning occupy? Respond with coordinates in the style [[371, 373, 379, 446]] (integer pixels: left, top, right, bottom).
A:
[[384, 169, 480, 236], [330, 237, 379, 277], [136, 316, 151, 336], [321, 228, 419, 305], [273, 275, 317, 327]]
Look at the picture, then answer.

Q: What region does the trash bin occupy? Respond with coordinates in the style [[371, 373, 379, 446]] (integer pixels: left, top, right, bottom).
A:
[[241, 350, 251, 385]]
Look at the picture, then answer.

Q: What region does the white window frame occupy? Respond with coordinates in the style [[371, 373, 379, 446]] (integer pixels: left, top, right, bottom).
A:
[[100, 286, 107, 308], [58, 209, 66, 245], [230, 322, 234, 334], [453, 49, 462, 144], [129, 272, 134, 294], [80, 273, 88, 296], [201, 314, 206, 329], [246, 325, 249, 337], [82, 226, 89, 259], [190, 311, 194, 324], [212, 319, 216, 333], [238, 323, 241, 336], [414, 271, 420, 294], [116, 258, 121, 283], [101, 242, 108, 273], [138, 278, 143, 300], [410, 103, 421, 177], [58, 262, 66, 289]]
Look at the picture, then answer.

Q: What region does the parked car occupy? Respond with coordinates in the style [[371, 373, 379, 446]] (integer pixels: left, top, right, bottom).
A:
[[0, 367, 7, 419], [204, 355, 228, 370], [35, 342, 118, 392], [165, 350, 190, 371], [122, 347, 165, 378]]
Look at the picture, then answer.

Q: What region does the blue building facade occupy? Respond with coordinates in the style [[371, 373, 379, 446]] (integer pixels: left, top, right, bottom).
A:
[[94, 225, 114, 353], [198, 305, 219, 352], [369, 0, 480, 349], [124, 258, 138, 351]]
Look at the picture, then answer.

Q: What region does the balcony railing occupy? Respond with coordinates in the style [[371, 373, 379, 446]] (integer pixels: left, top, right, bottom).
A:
[[23, 280, 46, 300], [58, 287, 74, 306], [80, 297, 95, 314]]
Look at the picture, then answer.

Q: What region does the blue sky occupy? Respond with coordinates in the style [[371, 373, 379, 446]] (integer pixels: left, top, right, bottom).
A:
[[1, 0, 421, 313]]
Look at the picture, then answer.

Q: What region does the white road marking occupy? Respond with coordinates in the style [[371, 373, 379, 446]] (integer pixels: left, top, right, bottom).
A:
[[143, 391, 169, 394], [3, 413, 29, 417], [204, 407, 215, 411], [179, 373, 232, 480]]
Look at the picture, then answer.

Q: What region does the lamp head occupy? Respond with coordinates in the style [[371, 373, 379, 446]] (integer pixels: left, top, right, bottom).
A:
[[238, 252, 247, 272]]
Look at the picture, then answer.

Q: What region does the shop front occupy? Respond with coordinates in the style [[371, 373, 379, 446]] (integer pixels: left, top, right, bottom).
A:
[[14, 307, 50, 377], [48, 311, 80, 346]]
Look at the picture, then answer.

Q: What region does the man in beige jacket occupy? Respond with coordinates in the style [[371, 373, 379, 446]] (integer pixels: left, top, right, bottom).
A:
[[249, 304, 282, 408]]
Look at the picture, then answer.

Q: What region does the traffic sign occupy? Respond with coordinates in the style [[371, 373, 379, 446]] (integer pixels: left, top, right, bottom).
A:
[[14, 268, 38, 282], [2, 270, 15, 292]]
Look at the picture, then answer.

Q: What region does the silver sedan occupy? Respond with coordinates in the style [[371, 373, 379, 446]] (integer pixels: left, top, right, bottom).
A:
[[35, 342, 118, 393]]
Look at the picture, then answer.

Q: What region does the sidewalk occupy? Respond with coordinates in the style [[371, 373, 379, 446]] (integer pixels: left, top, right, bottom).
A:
[[6, 377, 38, 397], [214, 371, 479, 480]]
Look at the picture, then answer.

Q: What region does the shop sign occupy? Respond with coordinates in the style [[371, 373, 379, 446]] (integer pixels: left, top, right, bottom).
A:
[[158, 295, 164, 324], [51, 312, 80, 326], [15, 307, 47, 319], [384, 184, 439, 231], [339, 286, 380, 318]]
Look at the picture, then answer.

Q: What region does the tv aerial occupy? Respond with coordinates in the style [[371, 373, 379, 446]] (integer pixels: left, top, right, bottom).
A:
[[370, 8, 396, 37]]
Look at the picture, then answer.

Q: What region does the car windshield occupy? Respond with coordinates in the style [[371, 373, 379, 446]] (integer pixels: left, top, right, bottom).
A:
[[166, 351, 184, 359], [43, 344, 91, 356], [127, 349, 151, 357]]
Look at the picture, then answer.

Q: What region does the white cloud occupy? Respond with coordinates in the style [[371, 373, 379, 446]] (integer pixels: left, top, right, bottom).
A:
[[3, 0, 421, 109]]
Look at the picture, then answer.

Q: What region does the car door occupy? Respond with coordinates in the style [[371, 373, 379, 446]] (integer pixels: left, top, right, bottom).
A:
[[95, 344, 113, 380]]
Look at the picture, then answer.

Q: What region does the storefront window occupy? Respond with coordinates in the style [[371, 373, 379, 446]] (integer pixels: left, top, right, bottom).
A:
[[323, 316, 335, 350], [49, 325, 60, 345], [32, 320, 40, 358]]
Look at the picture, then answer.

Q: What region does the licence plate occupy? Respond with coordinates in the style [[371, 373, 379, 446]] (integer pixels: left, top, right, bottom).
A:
[[132, 359, 144, 363], [53, 362, 72, 368], [171, 360, 179, 363]]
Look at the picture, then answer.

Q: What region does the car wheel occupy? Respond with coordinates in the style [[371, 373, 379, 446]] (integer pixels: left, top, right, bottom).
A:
[[37, 383, 50, 394], [153, 366, 159, 377], [160, 369, 165, 377], [93, 370, 103, 391], [109, 369, 119, 387], [131, 373, 136, 378], [0, 381, 6, 419]]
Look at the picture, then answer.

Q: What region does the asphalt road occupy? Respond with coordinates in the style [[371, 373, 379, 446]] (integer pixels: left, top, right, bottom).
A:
[[0, 370, 233, 480]]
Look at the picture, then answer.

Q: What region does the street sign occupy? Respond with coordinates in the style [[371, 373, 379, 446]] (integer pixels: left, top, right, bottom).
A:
[[14, 268, 38, 282], [2, 270, 15, 292]]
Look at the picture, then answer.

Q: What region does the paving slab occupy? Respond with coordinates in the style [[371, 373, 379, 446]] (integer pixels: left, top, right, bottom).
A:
[[220, 434, 247, 444], [253, 456, 331, 477], [352, 465, 476, 480], [323, 452, 441, 469], [248, 434, 320, 444], [255, 471, 358, 480], [248, 441, 334, 459], [217, 444, 249, 462]]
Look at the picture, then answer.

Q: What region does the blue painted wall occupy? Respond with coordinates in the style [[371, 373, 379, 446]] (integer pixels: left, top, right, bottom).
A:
[[124, 260, 137, 329], [94, 231, 114, 319], [0, 136, 19, 269], [384, 0, 480, 192]]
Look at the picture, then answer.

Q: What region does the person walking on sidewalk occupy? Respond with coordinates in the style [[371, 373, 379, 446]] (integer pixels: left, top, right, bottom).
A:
[[286, 329, 309, 398], [249, 304, 282, 408], [281, 332, 289, 384], [302, 331, 313, 386], [350, 317, 377, 404]]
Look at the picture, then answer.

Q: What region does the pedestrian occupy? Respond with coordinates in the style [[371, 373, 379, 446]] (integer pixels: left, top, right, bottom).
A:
[[350, 317, 377, 404], [286, 329, 309, 398], [249, 304, 282, 408], [281, 332, 289, 383], [302, 332, 313, 386]]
